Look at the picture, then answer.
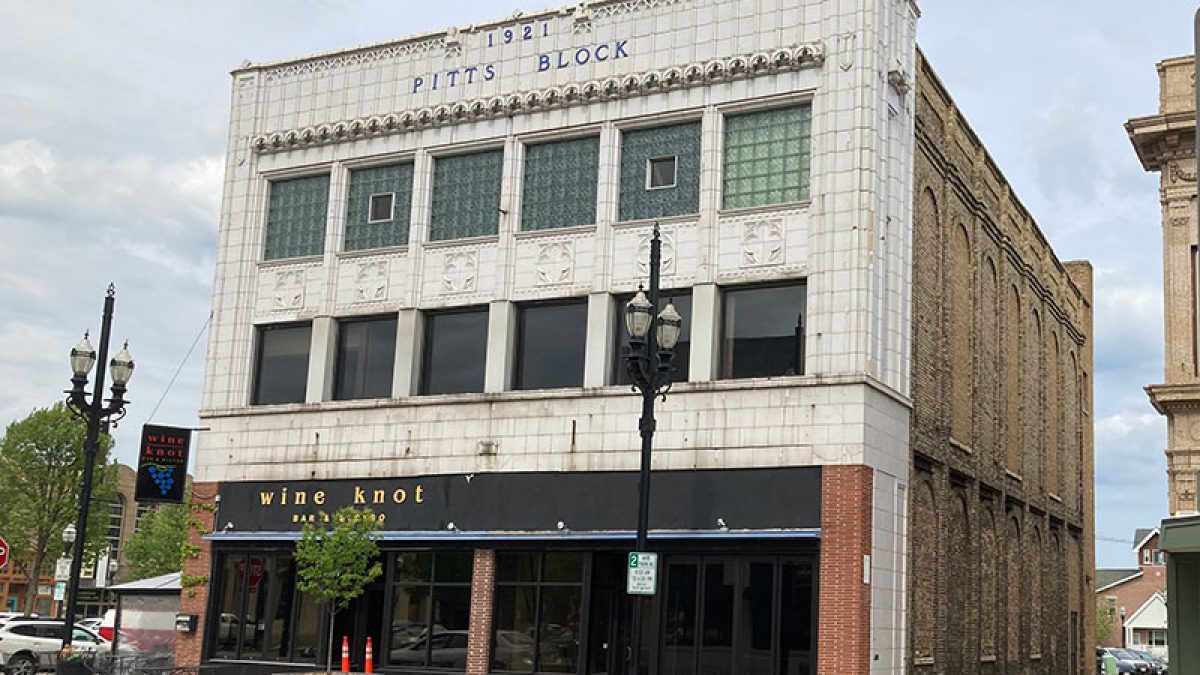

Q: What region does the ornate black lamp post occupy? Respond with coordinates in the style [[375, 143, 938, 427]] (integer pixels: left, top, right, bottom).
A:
[[622, 224, 682, 675], [60, 284, 133, 667]]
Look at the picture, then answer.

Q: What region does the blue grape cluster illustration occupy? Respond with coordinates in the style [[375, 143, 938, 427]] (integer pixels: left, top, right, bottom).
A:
[[147, 465, 175, 496]]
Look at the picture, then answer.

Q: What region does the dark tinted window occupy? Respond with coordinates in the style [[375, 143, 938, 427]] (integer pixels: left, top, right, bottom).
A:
[[421, 308, 489, 395], [253, 324, 311, 405], [389, 551, 472, 669], [720, 283, 806, 379], [9, 624, 40, 637], [613, 292, 691, 385], [334, 316, 397, 400], [515, 301, 587, 390], [493, 553, 583, 673]]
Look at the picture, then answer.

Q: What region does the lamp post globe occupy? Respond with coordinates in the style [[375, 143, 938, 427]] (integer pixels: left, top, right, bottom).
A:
[[109, 343, 135, 386], [625, 288, 653, 339], [69, 336, 96, 379], [62, 524, 76, 547], [656, 300, 683, 350]]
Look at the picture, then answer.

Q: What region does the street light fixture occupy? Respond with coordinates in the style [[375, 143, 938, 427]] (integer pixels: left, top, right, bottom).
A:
[[622, 223, 681, 675], [60, 284, 133, 668]]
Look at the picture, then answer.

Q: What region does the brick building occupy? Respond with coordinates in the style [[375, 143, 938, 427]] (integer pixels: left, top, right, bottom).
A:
[[1095, 529, 1168, 655], [178, 2, 1093, 674]]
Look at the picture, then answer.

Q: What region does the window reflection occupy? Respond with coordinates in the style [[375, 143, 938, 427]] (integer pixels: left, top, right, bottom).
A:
[[493, 553, 583, 673], [388, 551, 473, 670], [335, 317, 397, 400], [515, 301, 588, 390], [421, 309, 489, 395], [720, 283, 806, 379], [253, 324, 311, 405]]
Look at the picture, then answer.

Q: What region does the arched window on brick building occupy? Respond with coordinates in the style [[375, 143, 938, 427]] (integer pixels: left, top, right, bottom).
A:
[[951, 224, 972, 443], [1005, 287, 1022, 473]]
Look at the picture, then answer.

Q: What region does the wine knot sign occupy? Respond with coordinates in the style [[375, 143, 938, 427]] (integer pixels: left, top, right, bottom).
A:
[[136, 424, 191, 503]]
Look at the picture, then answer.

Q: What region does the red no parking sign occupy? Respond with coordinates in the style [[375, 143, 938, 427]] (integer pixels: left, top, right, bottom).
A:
[[0, 536, 8, 571]]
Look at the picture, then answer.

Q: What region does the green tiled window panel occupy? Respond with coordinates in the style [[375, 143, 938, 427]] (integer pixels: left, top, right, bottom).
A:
[[618, 122, 701, 221], [430, 150, 503, 241], [344, 163, 414, 251], [723, 105, 812, 209], [264, 175, 330, 260], [521, 136, 599, 231]]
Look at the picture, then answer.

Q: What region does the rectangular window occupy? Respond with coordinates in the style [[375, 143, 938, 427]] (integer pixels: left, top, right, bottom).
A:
[[612, 292, 691, 385], [420, 307, 489, 395], [1143, 549, 1152, 564], [1154, 550, 1165, 565], [264, 175, 330, 260], [107, 499, 125, 560], [515, 300, 588, 390], [647, 156, 677, 189], [210, 553, 314, 663], [334, 316, 398, 400], [345, 163, 414, 251], [521, 136, 599, 231], [493, 552, 584, 673], [720, 283, 807, 379], [431, 150, 504, 241], [619, 122, 701, 221], [388, 551, 474, 670], [723, 105, 812, 209], [253, 324, 312, 405], [1150, 629, 1167, 646]]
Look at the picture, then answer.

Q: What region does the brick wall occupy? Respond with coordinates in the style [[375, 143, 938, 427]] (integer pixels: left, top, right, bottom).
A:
[[174, 481, 218, 669], [818, 465, 873, 675], [908, 50, 1095, 675], [466, 549, 495, 675]]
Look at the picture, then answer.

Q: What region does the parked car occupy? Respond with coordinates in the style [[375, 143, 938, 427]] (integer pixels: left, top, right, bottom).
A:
[[75, 619, 101, 633], [0, 620, 115, 675], [1097, 646, 1153, 674], [0, 615, 37, 628], [1128, 649, 1168, 674]]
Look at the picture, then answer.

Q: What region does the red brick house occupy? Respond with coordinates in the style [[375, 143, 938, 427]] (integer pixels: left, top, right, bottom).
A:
[[1096, 528, 1167, 652]]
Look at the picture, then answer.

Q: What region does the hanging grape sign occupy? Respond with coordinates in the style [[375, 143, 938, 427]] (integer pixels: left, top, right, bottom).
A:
[[135, 424, 191, 503]]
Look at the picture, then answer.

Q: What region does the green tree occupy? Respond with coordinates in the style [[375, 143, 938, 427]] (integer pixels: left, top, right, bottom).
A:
[[122, 503, 189, 581], [1096, 605, 1114, 644], [294, 507, 383, 673], [0, 403, 117, 613]]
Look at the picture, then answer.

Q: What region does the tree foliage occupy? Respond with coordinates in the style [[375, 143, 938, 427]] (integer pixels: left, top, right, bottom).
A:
[[0, 403, 117, 612], [294, 507, 383, 672], [1096, 605, 1114, 644], [123, 503, 189, 581]]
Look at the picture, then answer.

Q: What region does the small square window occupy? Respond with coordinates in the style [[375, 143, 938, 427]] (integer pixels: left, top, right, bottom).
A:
[[646, 156, 677, 189], [368, 193, 395, 223]]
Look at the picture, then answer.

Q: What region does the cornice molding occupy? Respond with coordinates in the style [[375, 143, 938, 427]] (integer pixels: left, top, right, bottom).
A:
[[250, 43, 825, 155]]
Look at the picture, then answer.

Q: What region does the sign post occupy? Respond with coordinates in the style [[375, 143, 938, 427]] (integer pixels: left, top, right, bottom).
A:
[[626, 552, 658, 595]]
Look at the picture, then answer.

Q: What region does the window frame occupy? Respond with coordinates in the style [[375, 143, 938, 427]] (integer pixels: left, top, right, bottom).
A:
[[419, 306, 491, 396], [263, 173, 332, 261], [645, 155, 678, 190], [513, 298, 589, 391], [718, 281, 808, 380], [519, 134, 601, 232], [386, 550, 475, 670], [490, 552, 587, 674], [719, 103, 813, 210], [207, 550, 312, 663], [333, 315, 398, 401], [611, 290, 692, 386], [252, 322, 313, 406], [429, 148, 505, 241], [1143, 549, 1152, 565], [368, 192, 396, 224]]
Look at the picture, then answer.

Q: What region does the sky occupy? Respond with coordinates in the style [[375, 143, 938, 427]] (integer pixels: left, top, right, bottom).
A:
[[0, 1, 1192, 568]]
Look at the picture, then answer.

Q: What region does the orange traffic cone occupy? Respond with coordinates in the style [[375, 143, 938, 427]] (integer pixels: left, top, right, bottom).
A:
[[365, 637, 374, 674], [341, 635, 350, 673]]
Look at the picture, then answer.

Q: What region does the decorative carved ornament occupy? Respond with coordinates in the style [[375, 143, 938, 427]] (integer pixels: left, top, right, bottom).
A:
[[273, 269, 305, 310], [262, 38, 446, 82], [536, 241, 574, 285], [636, 229, 676, 276], [251, 43, 825, 154], [742, 219, 785, 267], [354, 260, 389, 302], [443, 251, 478, 293], [1170, 162, 1197, 183]]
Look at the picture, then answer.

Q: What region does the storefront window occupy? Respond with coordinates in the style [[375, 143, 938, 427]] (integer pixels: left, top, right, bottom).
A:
[[388, 551, 474, 670], [211, 552, 315, 663], [493, 552, 584, 673]]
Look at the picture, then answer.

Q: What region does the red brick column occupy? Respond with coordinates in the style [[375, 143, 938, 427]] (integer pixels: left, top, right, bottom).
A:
[[817, 465, 873, 675], [466, 549, 496, 675], [175, 481, 218, 669]]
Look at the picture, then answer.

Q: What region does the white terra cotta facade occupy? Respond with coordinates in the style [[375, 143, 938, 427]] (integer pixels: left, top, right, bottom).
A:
[[196, 1, 919, 673]]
